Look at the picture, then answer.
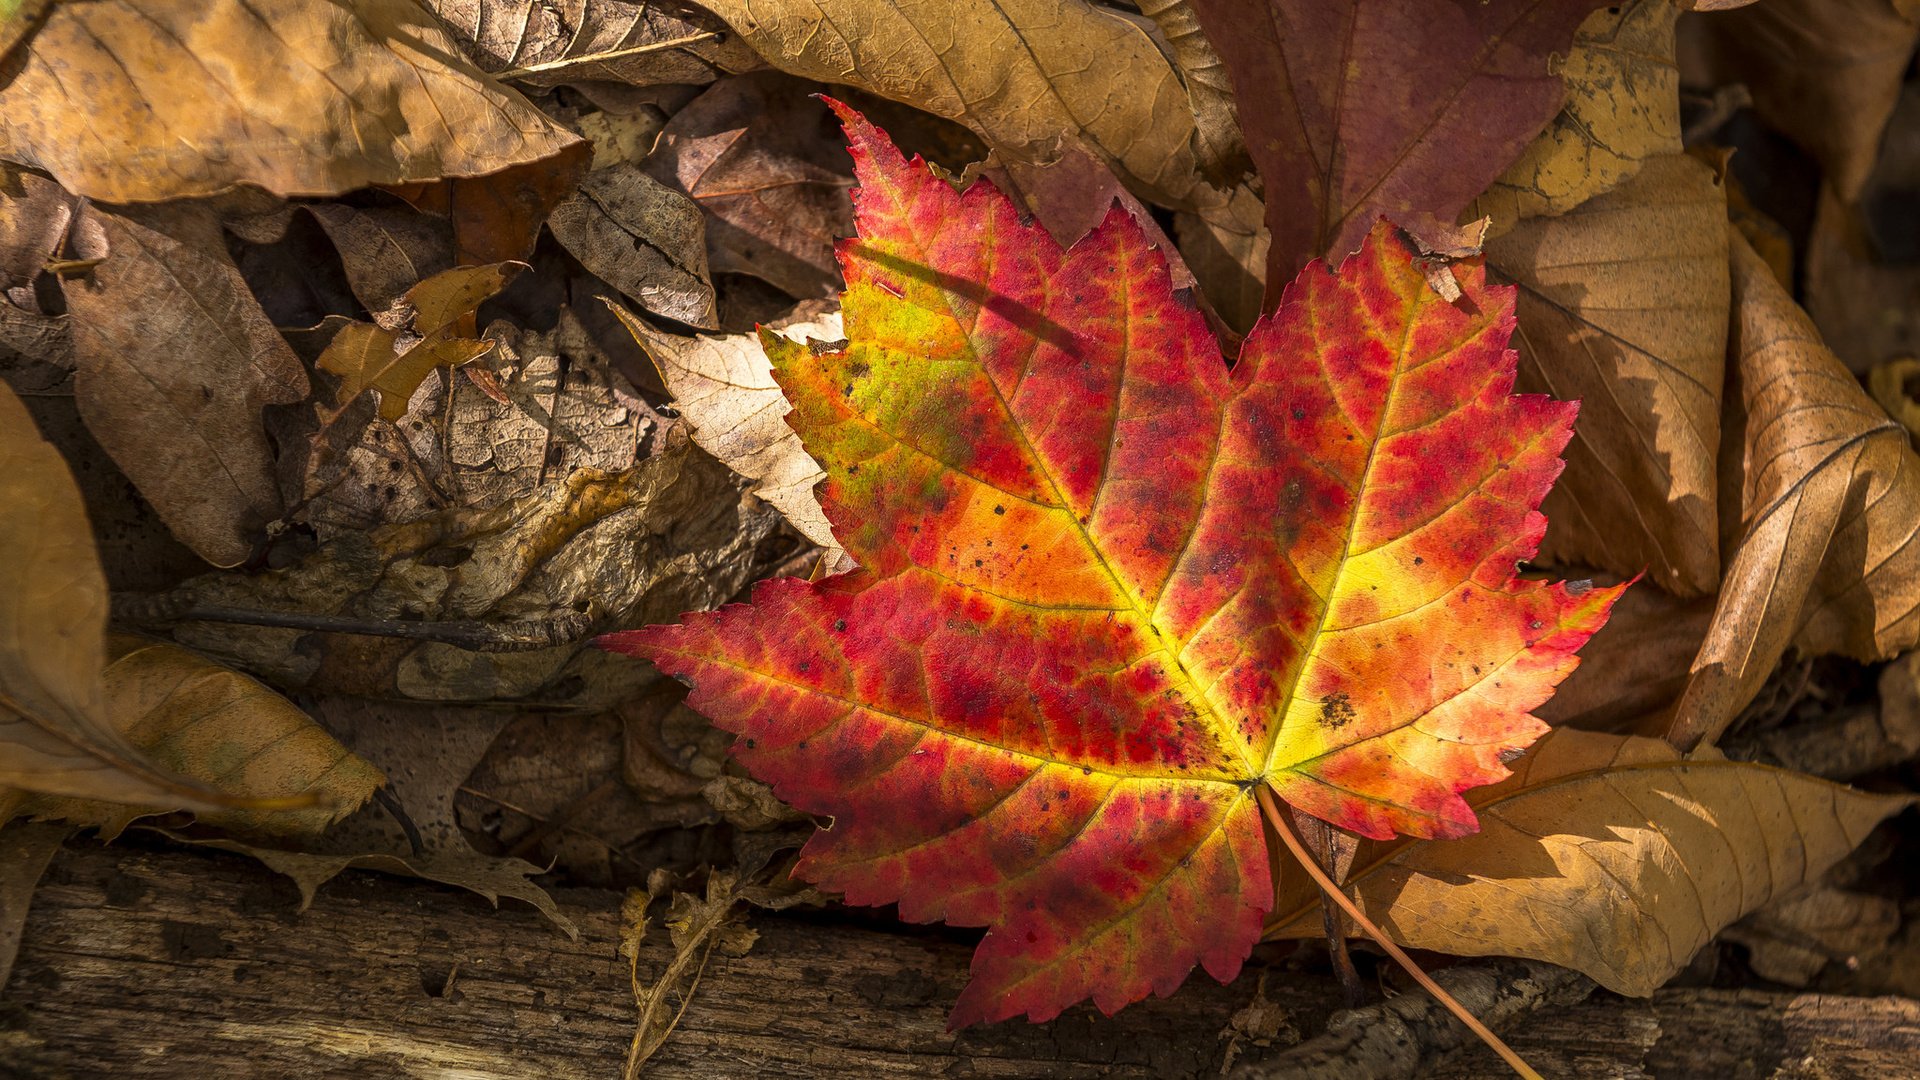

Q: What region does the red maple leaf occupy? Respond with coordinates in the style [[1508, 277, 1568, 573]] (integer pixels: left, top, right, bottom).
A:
[[601, 102, 1624, 1026]]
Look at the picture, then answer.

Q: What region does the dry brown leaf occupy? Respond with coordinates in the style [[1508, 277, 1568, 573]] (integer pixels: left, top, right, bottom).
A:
[[1536, 579, 1715, 733], [697, 0, 1219, 211], [1685, 0, 1920, 200], [1266, 728, 1912, 997], [0, 166, 73, 306], [304, 204, 456, 312], [642, 73, 855, 300], [1487, 153, 1730, 595], [3, 641, 384, 839], [318, 263, 521, 422], [1664, 234, 1920, 748], [548, 164, 718, 328], [610, 301, 840, 556], [620, 867, 758, 1078], [1173, 183, 1268, 335], [64, 203, 309, 567], [165, 698, 576, 935], [1473, 0, 1681, 226], [424, 0, 763, 86], [0, 821, 63, 995], [1806, 184, 1920, 377], [0, 0, 583, 204], [0, 381, 289, 812], [1133, 0, 1249, 188], [1869, 357, 1920, 440], [1723, 885, 1903, 986]]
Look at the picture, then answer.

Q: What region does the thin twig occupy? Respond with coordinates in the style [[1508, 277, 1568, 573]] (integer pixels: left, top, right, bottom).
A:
[[1256, 787, 1542, 1080], [495, 33, 721, 81]]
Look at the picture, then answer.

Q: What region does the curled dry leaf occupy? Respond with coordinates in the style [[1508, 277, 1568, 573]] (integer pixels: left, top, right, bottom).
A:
[[424, 0, 762, 86], [697, 0, 1221, 211], [620, 868, 759, 1079], [1472, 0, 1681, 226], [1187, 0, 1610, 291], [642, 73, 855, 301], [1487, 153, 1730, 596], [1665, 235, 1920, 748], [1723, 885, 1903, 986], [1133, 0, 1250, 187], [603, 106, 1624, 1025], [64, 202, 310, 567], [548, 164, 718, 328], [0, 0, 582, 203], [1267, 728, 1913, 997], [3, 641, 384, 839], [0, 381, 296, 813], [1685, 0, 1920, 201], [318, 263, 522, 422], [611, 301, 842, 556]]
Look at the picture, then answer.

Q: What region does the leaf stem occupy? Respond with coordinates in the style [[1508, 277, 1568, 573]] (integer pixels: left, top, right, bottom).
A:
[[494, 33, 722, 81], [1256, 786, 1542, 1080]]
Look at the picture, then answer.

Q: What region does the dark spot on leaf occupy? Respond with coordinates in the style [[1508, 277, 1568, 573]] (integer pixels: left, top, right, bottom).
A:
[[834, 619, 847, 632], [994, 504, 1005, 515], [1320, 691, 1356, 729], [1566, 579, 1593, 596]]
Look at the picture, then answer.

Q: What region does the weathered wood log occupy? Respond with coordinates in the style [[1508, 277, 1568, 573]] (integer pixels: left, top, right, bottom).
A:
[[3, 841, 1917, 1078]]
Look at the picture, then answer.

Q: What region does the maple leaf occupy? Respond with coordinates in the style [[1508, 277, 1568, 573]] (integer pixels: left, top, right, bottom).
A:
[[600, 103, 1625, 1026]]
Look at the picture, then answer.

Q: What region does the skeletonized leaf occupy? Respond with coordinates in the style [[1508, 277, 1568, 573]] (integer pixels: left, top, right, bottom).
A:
[[1488, 153, 1730, 595], [65, 202, 310, 567], [696, 0, 1224, 210], [0, 382, 283, 812], [423, 0, 763, 86], [1666, 235, 1920, 747], [4, 641, 384, 838], [1187, 0, 1609, 289], [1267, 728, 1912, 996], [1472, 0, 1681, 225], [602, 105, 1621, 1025], [0, 0, 582, 203], [611, 301, 840, 555]]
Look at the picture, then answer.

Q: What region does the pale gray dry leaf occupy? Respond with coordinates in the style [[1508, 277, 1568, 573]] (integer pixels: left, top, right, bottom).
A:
[[643, 73, 855, 300], [64, 202, 308, 568], [0, 0, 584, 203], [304, 203, 456, 312], [1723, 885, 1902, 986], [549, 164, 718, 329], [699, 0, 1218, 212], [424, 0, 762, 86], [610, 301, 841, 555], [0, 823, 66, 994], [1267, 728, 1913, 997], [1472, 0, 1681, 226], [163, 698, 574, 935], [289, 306, 656, 535], [1665, 235, 1920, 749], [151, 445, 779, 706], [1487, 153, 1730, 596]]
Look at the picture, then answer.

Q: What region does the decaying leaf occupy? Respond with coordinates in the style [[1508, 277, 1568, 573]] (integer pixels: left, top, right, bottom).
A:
[[1474, 0, 1681, 226], [603, 107, 1623, 1024], [65, 202, 310, 567], [424, 0, 762, 86], [1173, 182, 1269, 335], [1187, 0, 1610, 289], [149, 445, 779, 706], [620, 868, 759, 1078], [304, 203, 457, 312], [1535, 580, 1714, 734], [165, 699, 575, 935], [612, 301, 840, 556], [1267, 728, 1913, 997], [642, 73, 855, 300], [1685, 0, 1920, 200], [0, 0, 583, 203], [1488, 153, 1730, 595], [1723, 885, 1903, 986], [1666, 235, 1920, 748], [0, 381, 302, 813], [0, 165, 74, 303], [548, 164, 718, 328], [2, 640, 383, 839], [697, 0, 1222, 210], [0, 822, 65, 994], [318, 263, 521, 422], [1869, 356, 1920, 439], [1133, 0, 1250, 188]]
